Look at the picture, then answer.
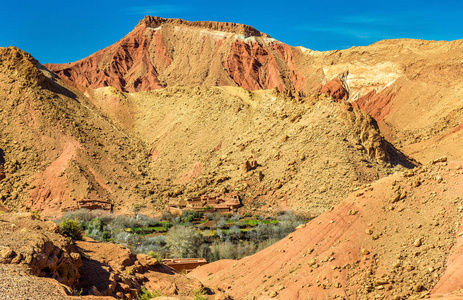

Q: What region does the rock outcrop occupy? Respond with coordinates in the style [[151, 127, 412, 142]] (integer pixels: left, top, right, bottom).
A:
[[0, 46, 49, 88], [45, 16, 315, 93], [0, 212, 207, 299], [309, 39, 463, 163], [0, 212, 81, 296], [140, 15, 269, 37], [75, 238, 204, 299], [319, 77, 348, 102]]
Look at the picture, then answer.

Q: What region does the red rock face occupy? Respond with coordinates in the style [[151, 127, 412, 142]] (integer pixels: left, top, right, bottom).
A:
[[45, 16, 309, 93], [225, 40, 287, 91], [319, 78, 348, 102], [46, 25, 165, 92], [353, 86, 399, 123]]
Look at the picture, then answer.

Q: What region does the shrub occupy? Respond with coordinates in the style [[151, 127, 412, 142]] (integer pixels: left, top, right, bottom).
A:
[[229, 225, 241, 238], [133, 235, 168, 256], [32, 210, 40, 220], [138, 286, 163, 299], [181, 210, 202, 224], [59, 219, 83, 240], [217, 217, 227, 229], [135, 213, 159, 226], [145, 235, 167, 244], [162, 221, 173, 231], [132, 203, 146, 214], [63, 209, 96, 222], [165, 225, 202, 258], [97, 212, 115, 225], [114, 231, 142, 246], [204, 212, 215, 220], [230, 213, 241, 221], [198, 243, 211, 261], [105, 215, 137, 233], [86, 217, 105, 232], [161, 211, 174, 222], [211, 241, 236, 260], [135, 244, 168, 258], [147, 250, 163, 264], [193, 288, 208, 300], [101, 231, 111, 241]]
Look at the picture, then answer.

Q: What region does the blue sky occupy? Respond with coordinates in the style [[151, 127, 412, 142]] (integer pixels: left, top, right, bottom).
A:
[[1, 0, 462, 63]]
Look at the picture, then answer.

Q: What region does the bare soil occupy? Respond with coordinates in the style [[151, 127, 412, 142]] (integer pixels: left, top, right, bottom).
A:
[[191, 161, 463, 299]]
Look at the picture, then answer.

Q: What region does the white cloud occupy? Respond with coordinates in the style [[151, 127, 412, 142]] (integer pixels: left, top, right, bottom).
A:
[[295, 26, 372, 39]]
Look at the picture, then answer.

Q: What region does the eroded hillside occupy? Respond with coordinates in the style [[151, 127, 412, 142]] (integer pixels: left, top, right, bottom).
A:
[[0, 47, 151, 215], [88, 85, 413, 215], [3, 15, 463, 300], [306, 39, 463, 164], [191, 160, 463, 299], [46, 16, 319, 94], [46, 17, 463, 166], [0, 46, 414, 216]]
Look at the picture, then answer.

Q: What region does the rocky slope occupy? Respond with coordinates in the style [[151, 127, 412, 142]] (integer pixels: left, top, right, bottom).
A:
[[0, 46, 413, 217], [45, 16, 320, 94], [0, 212, 81, 298], [46, 17, 463, 167], [190, 159, 463, 299], [0, 212, 208, 299], [0, 46, 151, 216], [87, 85, 414, 215], [310, 39, 463, 164]]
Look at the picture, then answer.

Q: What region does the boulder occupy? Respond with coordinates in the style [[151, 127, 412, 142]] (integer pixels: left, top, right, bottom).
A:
[[319, 78, 348, 102]]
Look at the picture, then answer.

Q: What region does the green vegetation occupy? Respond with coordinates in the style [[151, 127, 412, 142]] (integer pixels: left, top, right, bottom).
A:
[[147, 250, 163, 264], [72, 287, 83, 296], [59, 209, 306, 262], [138, 286, 163, 299], [166, 225, 202, 258], [32, 210, 40, 219], [193, 288, 208, 300], [180, 210, 203, 223], [58, 218, 83, 240]]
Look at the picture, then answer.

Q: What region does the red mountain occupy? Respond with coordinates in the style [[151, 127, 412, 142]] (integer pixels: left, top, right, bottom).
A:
[[46, 16, 318, 93]]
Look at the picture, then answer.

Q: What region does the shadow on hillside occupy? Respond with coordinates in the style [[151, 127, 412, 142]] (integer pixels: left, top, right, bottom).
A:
[[153, 263, 177, 275], [38, 65, 79, 101], [0, 148, 4, 165], [386, 142, 418, 169], [48, 77, 79, 101], [76, 254, 113, 296], [0, 148, 4, 181]]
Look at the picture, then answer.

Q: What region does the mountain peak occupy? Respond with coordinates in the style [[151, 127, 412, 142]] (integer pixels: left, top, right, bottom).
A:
[[138, 16, 271, 38], [0, 46, 48, 87], [46, 16, 305, 93]]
